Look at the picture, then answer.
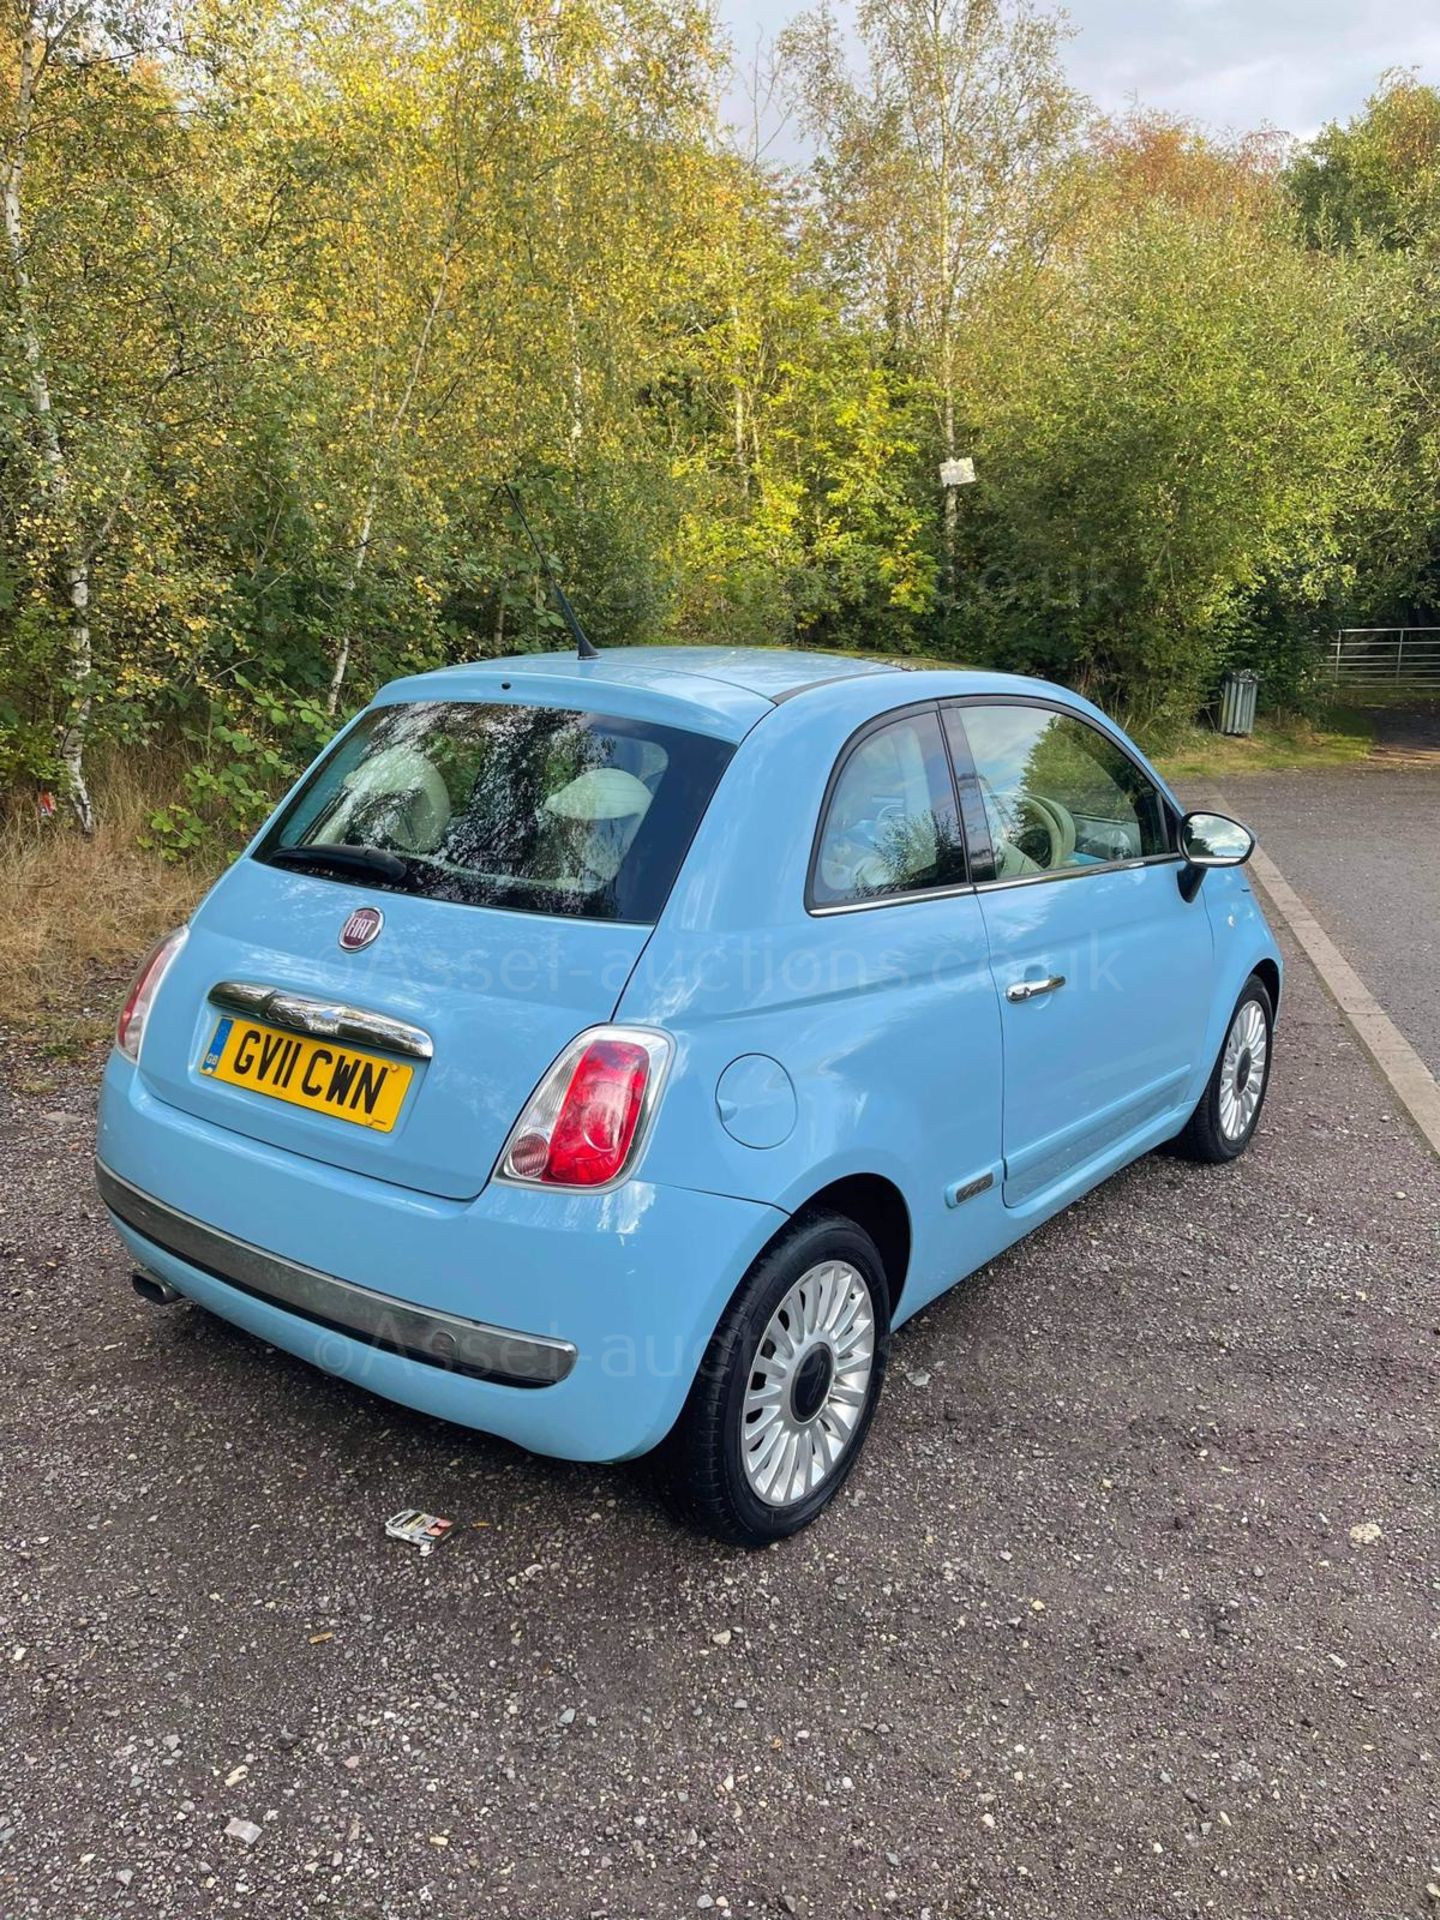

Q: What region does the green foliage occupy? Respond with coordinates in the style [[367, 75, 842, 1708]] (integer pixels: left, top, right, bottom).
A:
[[2, 6, 1440, 844], [0, 603, 68, 792], [1287, 74, 1440, 253], [1282, 79, 1440, 652], [149, 679, 335, 856], [947, 204, 1386, 727]]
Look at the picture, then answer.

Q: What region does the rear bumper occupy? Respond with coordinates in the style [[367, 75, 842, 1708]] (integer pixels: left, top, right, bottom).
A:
[[97, 1053, 786, 1462], [97, 1162, 576, 1387]]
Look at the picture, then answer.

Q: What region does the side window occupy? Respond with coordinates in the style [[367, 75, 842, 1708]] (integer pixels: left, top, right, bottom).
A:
[[811, 709, 964, 908], [950, 704, 1168, 882]]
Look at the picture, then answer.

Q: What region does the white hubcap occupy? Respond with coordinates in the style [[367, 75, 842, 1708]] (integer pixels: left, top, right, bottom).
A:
[[740, 1260, 876, 1508], [1219, 998, 1268, 1141]]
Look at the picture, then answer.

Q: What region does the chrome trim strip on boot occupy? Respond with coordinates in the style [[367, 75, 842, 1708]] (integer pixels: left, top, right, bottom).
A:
[[210, 982, 434, 1061]]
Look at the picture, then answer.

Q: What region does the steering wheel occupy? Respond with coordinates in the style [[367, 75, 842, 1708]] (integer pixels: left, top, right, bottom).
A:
[[1012, 794, 1077, 871]]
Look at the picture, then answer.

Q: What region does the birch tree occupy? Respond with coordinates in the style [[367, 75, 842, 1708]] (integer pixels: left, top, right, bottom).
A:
[[0, 0, 230, 826], [780, 0, 1078, 586], [1, 0, 104, 825], [303, 0, 724, 710]]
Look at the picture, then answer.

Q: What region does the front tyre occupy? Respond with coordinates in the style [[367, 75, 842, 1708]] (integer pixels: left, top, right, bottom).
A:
[[667, 1214, 890, 1546], [1174, 972, 1275, 1163]]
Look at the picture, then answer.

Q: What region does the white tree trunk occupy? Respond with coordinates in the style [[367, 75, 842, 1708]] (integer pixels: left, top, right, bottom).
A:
[[326, 486, 376, 717], [567, 287, 584, 459], [57, 556, 94, 831], [326, 253, 454, 716], [942, 375, 958, 595], [729, 286, 749, 495], [2, 19, 95, 830]]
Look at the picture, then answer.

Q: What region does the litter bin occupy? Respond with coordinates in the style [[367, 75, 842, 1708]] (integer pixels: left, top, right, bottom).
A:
[[1219, 669, 1259, 737]]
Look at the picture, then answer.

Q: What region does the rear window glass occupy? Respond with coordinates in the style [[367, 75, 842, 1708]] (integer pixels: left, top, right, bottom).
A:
[[255, 701, 734, 924]]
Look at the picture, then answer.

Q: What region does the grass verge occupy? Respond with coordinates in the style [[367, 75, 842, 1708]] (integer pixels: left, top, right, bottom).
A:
[[0, 755, 214, 1052], [1154, 705, 1376, 781]]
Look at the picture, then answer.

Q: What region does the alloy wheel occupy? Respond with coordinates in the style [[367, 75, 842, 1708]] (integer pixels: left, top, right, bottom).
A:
[[739, 1260, 876, 1507], [1219, 998, 1269, 1142]]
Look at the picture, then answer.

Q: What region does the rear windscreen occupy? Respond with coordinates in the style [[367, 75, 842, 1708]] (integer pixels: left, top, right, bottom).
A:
[[255, 700, 735, 923]]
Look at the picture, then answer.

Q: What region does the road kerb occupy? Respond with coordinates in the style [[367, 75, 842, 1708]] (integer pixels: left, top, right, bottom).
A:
[[1229, 827, 1440, 1159]]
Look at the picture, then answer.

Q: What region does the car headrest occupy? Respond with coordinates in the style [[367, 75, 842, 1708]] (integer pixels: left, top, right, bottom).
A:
[[543, 767, 655, 823]]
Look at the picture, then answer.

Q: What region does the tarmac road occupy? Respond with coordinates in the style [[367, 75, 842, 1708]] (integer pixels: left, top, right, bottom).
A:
[[2, 920, 1438, 1920], [1216, 732, 1440, 1080]]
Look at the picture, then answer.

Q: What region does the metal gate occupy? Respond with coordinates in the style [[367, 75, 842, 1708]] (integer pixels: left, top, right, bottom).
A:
[[1330, 628, 1440, 688]]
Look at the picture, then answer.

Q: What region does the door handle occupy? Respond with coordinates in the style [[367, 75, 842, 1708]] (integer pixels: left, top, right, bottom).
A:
[[1006, 974, 1066, 1002]]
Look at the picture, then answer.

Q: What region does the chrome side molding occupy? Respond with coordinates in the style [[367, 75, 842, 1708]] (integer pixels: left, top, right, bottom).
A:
[[944, 1171, 995, 1209], [211, 981, 433, 1060]]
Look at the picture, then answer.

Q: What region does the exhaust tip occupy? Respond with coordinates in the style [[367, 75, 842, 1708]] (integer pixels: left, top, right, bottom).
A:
[[132, 1269, 182, 1307]]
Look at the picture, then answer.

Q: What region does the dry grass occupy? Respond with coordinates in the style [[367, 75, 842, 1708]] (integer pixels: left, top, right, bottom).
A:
[[0, 752, 215, 1050]]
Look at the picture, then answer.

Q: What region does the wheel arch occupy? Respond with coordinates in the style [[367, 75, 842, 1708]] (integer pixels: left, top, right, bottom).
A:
[[787, 1172, 912, 1316], [1252, 954, 1281, 1018]]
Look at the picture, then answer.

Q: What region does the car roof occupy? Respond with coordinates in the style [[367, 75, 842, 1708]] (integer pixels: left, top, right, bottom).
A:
[[375, 646, 1084, 745], [485, 646, 900, 700]]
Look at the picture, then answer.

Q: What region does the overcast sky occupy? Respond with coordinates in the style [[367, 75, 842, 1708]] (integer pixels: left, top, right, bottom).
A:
[[721, 0, 1440, 147]]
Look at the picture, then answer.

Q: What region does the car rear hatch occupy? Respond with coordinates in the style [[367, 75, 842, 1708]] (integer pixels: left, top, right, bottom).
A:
[[132, 691, 739, 1202], [136, 858, 648, 1200]]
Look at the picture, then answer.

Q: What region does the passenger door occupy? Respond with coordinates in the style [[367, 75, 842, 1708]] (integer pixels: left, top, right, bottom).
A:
[[626, 699, 1006, 1315], [944, 699, 1214, 1208]]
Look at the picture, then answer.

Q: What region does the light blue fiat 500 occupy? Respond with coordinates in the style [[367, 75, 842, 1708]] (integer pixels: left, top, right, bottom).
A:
[[97, 648, 1278, 1542]]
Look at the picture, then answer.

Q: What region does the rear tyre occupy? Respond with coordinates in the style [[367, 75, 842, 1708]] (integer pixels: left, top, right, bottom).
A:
[[667, 1213, 890, 1546], [1173, 973, 1274, 1164]]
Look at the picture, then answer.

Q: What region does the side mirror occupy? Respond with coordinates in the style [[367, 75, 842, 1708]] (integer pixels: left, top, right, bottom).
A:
[[1178, 810, 1254, 900]]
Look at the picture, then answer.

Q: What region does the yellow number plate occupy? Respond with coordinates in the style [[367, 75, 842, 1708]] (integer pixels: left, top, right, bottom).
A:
[[199, 1016, 413, 1132]]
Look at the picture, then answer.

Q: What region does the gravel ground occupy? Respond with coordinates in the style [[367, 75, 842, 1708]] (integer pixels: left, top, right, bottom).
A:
[[2, 923, 1438, 1920], [1369, 699, 1440, 762], [1216, 764, 1440, 1080]]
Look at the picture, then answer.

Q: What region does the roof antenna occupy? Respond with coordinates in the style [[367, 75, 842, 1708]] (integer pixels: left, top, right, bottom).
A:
[[502, 481, 598, 660]]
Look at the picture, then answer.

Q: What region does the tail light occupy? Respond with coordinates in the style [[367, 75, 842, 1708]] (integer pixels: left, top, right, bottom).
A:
[[498, 1026, 671, 1189], [116, 926, 188, 1063]]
